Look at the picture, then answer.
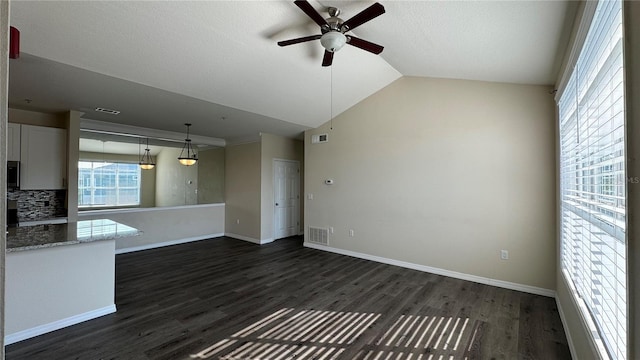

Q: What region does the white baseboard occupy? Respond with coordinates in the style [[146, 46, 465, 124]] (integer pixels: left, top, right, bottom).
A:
[[555, 295, 578, 360], [304, 242, 555, 298], [225, 233, 273, 245], [115, 233, 224, 254], [5, 304, 116, 345]]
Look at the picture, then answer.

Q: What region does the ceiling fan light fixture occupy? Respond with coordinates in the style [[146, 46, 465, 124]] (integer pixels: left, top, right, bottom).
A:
[[178, 123, 198, 166], [320, 31, 346, 52]]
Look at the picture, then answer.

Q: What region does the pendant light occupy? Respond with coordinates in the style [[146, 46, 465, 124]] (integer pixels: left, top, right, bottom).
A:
[[178, 123, 198, 166], [139, 138, 155, 170]]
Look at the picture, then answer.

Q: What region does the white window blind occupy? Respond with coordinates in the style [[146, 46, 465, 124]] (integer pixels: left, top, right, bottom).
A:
[[559, 1, 626, 359]]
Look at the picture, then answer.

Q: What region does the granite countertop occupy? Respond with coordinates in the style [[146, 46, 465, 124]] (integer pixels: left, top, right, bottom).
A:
[[7, 219, 141, 253]]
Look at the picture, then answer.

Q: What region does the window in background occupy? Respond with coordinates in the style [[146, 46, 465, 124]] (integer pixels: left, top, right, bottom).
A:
[[558, 0, 626, 359], [78, 161, 141, 207]]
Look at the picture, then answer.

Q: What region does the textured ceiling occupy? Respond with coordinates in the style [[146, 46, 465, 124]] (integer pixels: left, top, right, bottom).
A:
[[8, 0, 573, 142]]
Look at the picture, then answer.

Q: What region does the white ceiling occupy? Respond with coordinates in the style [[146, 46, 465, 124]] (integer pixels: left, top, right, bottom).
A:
[[8, 0, 574, 142]]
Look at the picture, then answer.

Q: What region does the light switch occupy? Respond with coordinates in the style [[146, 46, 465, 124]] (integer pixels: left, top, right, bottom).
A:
[[308, 193, 313, 200]]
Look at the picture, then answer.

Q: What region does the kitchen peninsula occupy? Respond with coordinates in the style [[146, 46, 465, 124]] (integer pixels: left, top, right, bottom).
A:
[[5, 219, 141, 344]]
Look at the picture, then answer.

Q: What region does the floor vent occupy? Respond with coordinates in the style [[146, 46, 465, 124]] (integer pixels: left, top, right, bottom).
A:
[[308, 227, 329, 245]]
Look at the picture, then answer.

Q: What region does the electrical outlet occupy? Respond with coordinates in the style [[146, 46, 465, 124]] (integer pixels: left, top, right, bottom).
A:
[[329, 227, 334, 234], [349, 229, 355, 237], [236, 219, 240, 224], [308, 193, 313, 200], [500, 250, 509, 260]]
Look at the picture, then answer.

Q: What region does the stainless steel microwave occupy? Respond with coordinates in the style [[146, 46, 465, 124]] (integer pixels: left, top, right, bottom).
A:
[[7, 161, 19, 189]]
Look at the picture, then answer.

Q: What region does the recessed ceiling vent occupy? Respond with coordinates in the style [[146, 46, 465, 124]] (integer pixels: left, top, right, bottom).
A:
[[95, 107, 120, 115], [311, 134, 328, 144]]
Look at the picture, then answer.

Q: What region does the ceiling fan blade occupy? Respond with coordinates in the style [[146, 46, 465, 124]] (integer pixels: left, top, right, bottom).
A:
[[294, 0, 328, 28], [322, 50, 334, 67], [341, 3, 385, 32], [278, 34, 322, 47], [347, 36, 384, 54]]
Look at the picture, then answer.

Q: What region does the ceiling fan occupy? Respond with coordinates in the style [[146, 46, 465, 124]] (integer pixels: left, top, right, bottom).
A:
[[278, 1, 385, 67]]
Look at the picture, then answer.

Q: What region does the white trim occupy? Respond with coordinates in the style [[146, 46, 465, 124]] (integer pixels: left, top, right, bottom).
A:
[[115, 233, 224, 254], [555, 0, 598, 101], [79, 203, 225, 217], [225, 233, 274, 245], [5, 304, 116, 345], [304, 243, 556, 298], [558, 271, 604, 359], [555, 295, 579, 360]]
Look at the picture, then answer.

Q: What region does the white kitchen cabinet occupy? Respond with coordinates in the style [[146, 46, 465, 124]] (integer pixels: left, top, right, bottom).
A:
[[7, 123, 21, 161], [20, 125, 67, 190]]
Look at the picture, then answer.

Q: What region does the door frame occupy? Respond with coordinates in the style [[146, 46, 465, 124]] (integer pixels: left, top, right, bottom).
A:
[[272, 158, 300, 240]]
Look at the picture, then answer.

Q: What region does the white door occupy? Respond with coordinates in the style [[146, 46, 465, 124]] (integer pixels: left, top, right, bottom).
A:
[[273, 160, 300, 240]]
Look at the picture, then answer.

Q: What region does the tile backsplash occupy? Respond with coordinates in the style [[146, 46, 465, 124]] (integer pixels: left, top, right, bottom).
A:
[[7, 189, 67, 221]]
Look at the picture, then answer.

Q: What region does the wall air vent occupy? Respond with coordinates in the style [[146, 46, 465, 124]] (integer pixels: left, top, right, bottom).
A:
[[308, 226, 329, 245], [311, 133, 328, 144], [95, 107, 121, 115]]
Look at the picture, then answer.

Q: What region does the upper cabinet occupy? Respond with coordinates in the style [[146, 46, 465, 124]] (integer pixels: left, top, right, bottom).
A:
[[20, 125, 67, 190], [7, 123, 21, 161]]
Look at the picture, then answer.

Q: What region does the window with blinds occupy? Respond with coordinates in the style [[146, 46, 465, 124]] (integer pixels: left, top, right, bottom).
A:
[[78, 161, 142, 208], [558, 1, 626, 359]]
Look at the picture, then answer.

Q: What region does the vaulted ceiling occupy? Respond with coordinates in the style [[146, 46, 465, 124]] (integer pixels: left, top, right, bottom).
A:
[[8, 1, 575, 143]]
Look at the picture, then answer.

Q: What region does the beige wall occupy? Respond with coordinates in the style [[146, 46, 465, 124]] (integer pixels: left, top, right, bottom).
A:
[[8, 108, 66, 128], [5, 240, 115, 337], [225, 142, 261, 240], [80, 151, 156, 208], [305, 76, 557, 291], [155, 147, 197, 207], [197, 147, 225, 204], [66, 111, 81, 221], [79, 204, 225, 251], [260, 133, 304, 241]]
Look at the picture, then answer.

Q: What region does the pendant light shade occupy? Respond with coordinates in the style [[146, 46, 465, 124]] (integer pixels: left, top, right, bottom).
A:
[[139, 138, 155, 170], [178, 123, 198, 166]]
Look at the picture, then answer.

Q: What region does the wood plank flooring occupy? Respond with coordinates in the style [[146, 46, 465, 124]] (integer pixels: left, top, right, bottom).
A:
[[6, 236, 571, 359]]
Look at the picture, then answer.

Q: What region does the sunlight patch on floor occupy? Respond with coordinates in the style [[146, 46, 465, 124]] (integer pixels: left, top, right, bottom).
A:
[[190, 308, 481, 360]]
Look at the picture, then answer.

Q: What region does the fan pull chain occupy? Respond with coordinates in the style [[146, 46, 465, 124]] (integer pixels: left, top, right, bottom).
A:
[[330, 65, 333, 131]]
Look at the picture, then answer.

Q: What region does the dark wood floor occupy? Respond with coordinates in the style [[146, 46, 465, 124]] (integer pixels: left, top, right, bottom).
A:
[[6, 236, 571, 360]]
